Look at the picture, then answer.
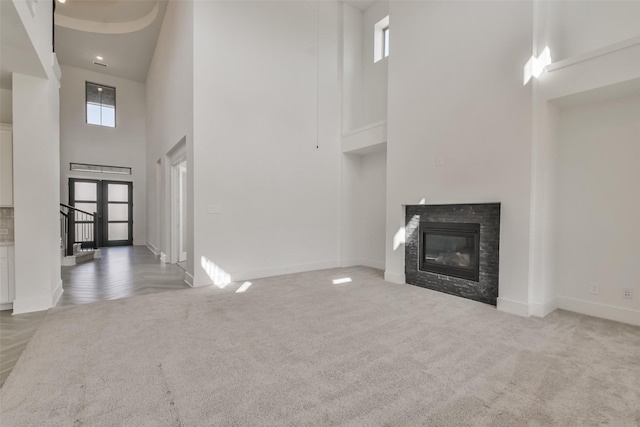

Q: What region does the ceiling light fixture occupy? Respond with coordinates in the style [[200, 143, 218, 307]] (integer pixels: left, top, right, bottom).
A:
[[96, 56, 103, 61], [58, 0, 66, 3]]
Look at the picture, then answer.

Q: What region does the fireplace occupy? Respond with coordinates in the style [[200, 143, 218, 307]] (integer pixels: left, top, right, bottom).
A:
[[420, 222, 480, 281], [405, 203, 500, 306]]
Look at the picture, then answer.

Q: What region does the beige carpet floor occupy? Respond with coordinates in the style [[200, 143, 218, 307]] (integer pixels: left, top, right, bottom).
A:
[[1, 266, 639, 426]]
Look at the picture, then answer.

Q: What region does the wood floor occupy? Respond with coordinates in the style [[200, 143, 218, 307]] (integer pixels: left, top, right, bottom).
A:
[[0, 246, 189, 387], [59, 246, 189, 306]]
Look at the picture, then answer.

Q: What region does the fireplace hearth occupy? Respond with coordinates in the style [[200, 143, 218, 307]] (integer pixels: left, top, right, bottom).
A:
[[405, 203, 500, 306]]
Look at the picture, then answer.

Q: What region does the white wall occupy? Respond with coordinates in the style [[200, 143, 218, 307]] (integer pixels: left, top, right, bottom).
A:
[[0, 88, 12, 123], [341, 150, 387, 270], [356, 150, 386, 269], [9, 0, 61, 314], [342, 3, 364, 133], [59, 65, 147, 245], [12, 0, 53, 78], [13, 72, 61, 314], [361, 1, 388, 127], [385, 1, 533, 315], [547, 0, 640, 61], [341, 1, 388, 132], [551, 95, 640, 324], [145, 0, 193, 276], [192, 1, 341, 285]]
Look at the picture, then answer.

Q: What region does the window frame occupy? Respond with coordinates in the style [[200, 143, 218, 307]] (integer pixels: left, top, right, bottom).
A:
[[382, 26, 390, 59], [85, 81, 116, 128], [374, 15, 390, 63]]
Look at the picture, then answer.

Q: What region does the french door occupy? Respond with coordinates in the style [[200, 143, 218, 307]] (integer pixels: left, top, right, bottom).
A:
[[69, 178, 133, 247]]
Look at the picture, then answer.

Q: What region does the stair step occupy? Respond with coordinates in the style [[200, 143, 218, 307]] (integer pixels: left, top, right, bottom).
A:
[[61, 251, 96, 266], [75, 251, 95, 264]]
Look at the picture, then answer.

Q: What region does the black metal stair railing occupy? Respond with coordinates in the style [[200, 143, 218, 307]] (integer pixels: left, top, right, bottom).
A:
[[59, 204, 98, 257]]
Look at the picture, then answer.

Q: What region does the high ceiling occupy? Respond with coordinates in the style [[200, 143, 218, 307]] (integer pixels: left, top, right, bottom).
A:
[[54, 0, 167, 82], [56, 0, 158, 22]]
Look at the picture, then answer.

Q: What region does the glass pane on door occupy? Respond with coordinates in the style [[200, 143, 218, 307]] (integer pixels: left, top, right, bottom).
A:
[[108, 184, 128, 202], [108, 204, 128, 221], [108, 223, 128, 241], [74, 182, 97, 201]]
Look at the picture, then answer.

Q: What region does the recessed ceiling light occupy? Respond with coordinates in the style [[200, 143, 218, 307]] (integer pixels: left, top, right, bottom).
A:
[[96, 56, 103, 61], [58, 0, 66, 3]]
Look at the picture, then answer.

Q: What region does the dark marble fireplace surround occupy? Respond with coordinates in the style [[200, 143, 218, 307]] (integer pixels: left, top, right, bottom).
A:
[[405, 203, 500, 306]]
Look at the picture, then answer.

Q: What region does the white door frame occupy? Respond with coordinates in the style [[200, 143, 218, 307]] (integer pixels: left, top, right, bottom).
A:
[[166, 138, 187, 264]]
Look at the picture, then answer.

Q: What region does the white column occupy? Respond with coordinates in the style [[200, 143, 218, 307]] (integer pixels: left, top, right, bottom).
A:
[[12, 72, 61, 314]]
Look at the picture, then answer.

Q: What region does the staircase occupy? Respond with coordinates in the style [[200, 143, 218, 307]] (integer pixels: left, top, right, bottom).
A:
[[60, 204, 99, 266], [60, 244, 100, 266]]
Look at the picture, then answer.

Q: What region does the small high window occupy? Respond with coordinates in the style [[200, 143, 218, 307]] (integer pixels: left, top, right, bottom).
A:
[[374, 15, 390, 63], [86, 82, 115, 127]]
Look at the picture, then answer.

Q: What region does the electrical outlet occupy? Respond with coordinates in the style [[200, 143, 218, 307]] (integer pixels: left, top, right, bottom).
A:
[[623, 288, 633, 299], [590, 284, 599, 295]]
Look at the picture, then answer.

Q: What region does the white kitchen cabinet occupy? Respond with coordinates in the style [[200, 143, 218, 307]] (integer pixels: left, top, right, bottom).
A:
[[0, 124, 13, 206], [0, 245, 15, 307]]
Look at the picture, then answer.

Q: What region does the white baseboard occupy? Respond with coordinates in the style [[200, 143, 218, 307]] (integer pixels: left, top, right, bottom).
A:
[[529, 298, 558, 318], [340, 258, 359, 268], [384, 271, 405, 284], [184, 271, 194, 287], [146, 242, 160, 256], [357, 258, 385, 271], [229, 260, 340, 283], [160, 252, 167, 263], [12, 295, 53, 315], [52, 280, 64, 306], [556, 296, 640, 327], [497, 297, 530, 317], [195, 260, 341, 287], [340, 258, 385, 270], [0, 302, 13, 311], [61, 256, 76, 266]]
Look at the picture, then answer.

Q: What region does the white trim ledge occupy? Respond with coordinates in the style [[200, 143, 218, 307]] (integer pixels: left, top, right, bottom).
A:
[[556, 296, 640, 327], [497, 297, 529, 317], [547, 35, 640, 73], [529, 298, 558, 318], [384, 271, 405, 284], [342, 121, 387, 155]]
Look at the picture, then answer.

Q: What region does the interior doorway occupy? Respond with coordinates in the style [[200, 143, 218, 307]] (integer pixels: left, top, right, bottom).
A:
[[69, 178, 133, 247]]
